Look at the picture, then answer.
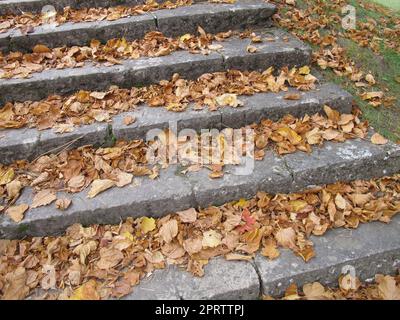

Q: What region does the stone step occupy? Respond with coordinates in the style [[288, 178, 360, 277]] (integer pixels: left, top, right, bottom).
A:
[[0, 28, 310, 104], [0, 82, 352, 164], [0, 0, 201, 14], [0, 0, 275, 52], [120, 215, 400, 299], [1, 134, 399, 239]]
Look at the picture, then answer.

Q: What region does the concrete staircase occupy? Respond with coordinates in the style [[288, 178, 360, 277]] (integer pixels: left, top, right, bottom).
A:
[[1, 0, 399, 299]]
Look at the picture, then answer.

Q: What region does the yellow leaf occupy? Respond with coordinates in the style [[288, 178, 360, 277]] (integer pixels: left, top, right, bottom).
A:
[[235, 198, 249, 208], [276, 127, 302, 144], [361, 91, 383, 101], [0, 168, 15, 185], [299, 65, 310, 75], [122, 231, 134, 242], [289, 200, 308, 212], [179, 34, 192, 42], [69, 280, 100, 300], [140, 217, 156, 234]]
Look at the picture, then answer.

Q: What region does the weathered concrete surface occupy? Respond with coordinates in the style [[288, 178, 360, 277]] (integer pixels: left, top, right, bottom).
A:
[[1, 13, 156, 53], [123, 258, 259, 300], [256, 215, 400, 297], [0, 0, 275, 52], [0, 28, 310, 104], [220, 28, 310, 72], [24, 215, 400, 300], [1, 133, 399, 239], [0, 82, 352, 164], [154, 0, 276, 37], [284, 134, 400, 190], [0, 0, 205, 15]]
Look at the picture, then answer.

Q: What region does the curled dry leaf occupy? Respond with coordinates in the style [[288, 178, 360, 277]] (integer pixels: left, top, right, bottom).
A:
[[215, 93, 243, 108], [55, 198, 72, 211], [246, 45, 258, 53], [87, 179, 115, 198], [371, 132, 388, 145], [123, 115, 136, 126]]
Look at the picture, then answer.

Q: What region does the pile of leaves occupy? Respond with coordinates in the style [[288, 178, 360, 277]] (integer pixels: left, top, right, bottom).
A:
[[0, 106, 374, 223], [0, 0, 193, 34], [0, 65, 318, 131], [266, 273, 400, 300], [274, 0, 399, 108], [1, 172, 399, 299], [0, 27, 233, 79]]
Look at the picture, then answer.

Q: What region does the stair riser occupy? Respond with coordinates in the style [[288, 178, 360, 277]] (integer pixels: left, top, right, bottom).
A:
[[0, 1, 275, 52], [0, 29, 311, 104], [258, 216, 400, 297], [122, 216, 400, 300], [1, 136, 399, 239], [0, 83, 352, 164]]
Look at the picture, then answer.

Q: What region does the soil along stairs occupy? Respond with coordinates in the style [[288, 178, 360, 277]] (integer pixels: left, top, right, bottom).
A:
[[1, 0, 400, 299]]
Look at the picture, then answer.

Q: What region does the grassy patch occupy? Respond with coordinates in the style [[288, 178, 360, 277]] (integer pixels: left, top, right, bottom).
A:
[[371, 0, 400, 11], [282, 0, 400, 141]]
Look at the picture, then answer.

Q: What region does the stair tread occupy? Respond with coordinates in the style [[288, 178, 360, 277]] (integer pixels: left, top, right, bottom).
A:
[[0, 0, 275, 52], [0, 82, 352, 164], [126, 215, 400, 299], [1, 133, 399, 239], [0, 27, 311, 104], [1, 0, 155, 14], [25, 214, 400, 299]]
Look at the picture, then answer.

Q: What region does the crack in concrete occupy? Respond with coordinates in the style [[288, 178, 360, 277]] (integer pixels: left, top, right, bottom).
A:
[[249, 260, 264, 299]]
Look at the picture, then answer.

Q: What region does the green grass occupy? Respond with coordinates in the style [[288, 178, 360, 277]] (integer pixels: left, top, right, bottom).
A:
[[287, 0, 400, 142], [371, 0, 400, 11]]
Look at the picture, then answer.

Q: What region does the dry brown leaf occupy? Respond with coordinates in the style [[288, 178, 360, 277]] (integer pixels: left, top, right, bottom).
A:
[[275, 227, 296, 249], [123, 115, 136, 126], [87, 179, 115, 198], [31, 190, 57, 208], [55, 198, 72, 211], [177, 208, 197, 223], [96, 248, 123, 270], [159, 219, 178, 243], [6, 204, 29, 222], [202, 230, 222, 248], [371, 133, 388, 145]]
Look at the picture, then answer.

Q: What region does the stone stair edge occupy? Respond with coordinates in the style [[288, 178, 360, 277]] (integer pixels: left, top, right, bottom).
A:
[[0, 27, 310, 104], [0, 82, 352, 164], [1, 134, 399, 239], [0, 0, 276, 52]]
